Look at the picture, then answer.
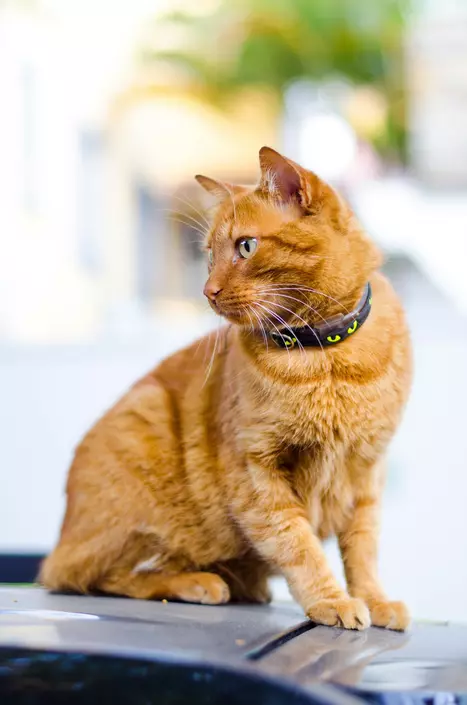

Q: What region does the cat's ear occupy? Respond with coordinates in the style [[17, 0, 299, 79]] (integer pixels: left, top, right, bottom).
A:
[[258, 146, 321, 209], [259, 147, 302, 200], [195, 175, 246, 202]]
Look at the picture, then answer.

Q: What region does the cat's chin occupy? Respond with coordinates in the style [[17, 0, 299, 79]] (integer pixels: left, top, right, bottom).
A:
[[222, 313, 244, 326], [218, 308, 247, 326]]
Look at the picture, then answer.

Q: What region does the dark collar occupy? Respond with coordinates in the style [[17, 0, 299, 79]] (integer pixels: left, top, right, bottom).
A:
[[268, 282, 372, 350]]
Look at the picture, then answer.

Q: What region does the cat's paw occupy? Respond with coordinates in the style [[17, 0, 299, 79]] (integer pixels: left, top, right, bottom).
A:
[[175, 572, 231, 605], [369, 600, 410, 631], [307, 597, 370, 630]]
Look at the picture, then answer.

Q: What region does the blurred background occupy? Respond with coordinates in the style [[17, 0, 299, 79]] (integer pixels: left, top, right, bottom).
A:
[[1, 0, 467, 621]]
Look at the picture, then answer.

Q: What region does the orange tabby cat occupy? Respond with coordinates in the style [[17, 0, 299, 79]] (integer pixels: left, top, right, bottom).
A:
[[41, 147, 412, 631]]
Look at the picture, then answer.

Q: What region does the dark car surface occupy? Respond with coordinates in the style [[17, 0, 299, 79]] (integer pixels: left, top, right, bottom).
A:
[[1, 587, 466, 704]]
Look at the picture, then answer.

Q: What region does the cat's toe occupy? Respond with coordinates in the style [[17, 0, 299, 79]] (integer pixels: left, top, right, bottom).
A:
[[307, 597, 370, 630], [370, 600, 410, 631]]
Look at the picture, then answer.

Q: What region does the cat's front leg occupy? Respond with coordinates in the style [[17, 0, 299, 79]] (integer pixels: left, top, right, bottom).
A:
[[338, 495, 410, 631], [235, 456, 370, 630]]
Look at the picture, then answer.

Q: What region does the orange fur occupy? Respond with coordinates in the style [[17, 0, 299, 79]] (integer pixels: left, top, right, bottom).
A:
[[41, 147, 412, 631]]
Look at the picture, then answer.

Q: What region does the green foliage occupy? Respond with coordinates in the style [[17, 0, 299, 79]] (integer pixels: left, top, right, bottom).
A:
[[145, 0, 412, 160]]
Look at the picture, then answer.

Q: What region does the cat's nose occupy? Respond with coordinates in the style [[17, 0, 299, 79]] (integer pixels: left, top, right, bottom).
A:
[[203, 281, 222, 302]]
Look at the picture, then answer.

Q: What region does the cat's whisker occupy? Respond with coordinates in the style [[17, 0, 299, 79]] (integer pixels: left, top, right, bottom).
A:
[[170, 211, 210, 234], [201, 326, 215, 366], [165, 216, 207, 239], [241, 305, 255, 336], [248, 304, 269, 351], [155, 208, 210, 237], [155, 206, 209, 231], [257, 298, 325, 354], [254, 302, 307, 361], [171, 218, 207, 238], [251, 303, 292, 367], [203, 323, 221, 387], [171, 194, 211, 228], [261, 286, 352, 315], [224, 183, 237, 225], [194, 316, 215, 363], [258, 291, 328, 324], [241, 304, 253, 334]]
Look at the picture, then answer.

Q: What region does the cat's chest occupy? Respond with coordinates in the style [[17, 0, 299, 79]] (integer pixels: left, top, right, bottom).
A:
[[271, 379, 367, 447], [291, 442, 354, 536], [247, 379, 369, 536]]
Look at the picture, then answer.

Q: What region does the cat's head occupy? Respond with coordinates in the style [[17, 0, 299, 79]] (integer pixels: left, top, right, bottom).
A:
[[196, 147, 381, 329]]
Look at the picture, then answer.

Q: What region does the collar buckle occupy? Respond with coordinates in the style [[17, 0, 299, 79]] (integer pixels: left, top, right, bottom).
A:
[[270, 332, 297, 349]]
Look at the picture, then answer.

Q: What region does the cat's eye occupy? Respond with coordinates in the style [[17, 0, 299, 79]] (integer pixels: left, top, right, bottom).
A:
[[238, 238, 257, 259]]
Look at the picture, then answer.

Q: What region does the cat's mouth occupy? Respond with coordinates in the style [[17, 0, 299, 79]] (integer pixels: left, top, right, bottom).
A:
[[213, 304, 245, 324], [209, 298, 251, 326], [208, 290, 299, 330]]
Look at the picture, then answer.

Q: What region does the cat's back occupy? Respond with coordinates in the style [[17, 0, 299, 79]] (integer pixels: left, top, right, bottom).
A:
[[66, 328, 229, 492], [139, 328, 229, 399]]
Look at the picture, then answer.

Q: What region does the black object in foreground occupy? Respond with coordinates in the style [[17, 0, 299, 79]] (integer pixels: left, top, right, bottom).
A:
[[0, 648, 366, 705], [1, 588, 466, 705]]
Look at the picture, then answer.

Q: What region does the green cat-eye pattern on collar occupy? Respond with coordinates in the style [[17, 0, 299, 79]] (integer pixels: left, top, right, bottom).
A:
[[268, 283, 372, 350]]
